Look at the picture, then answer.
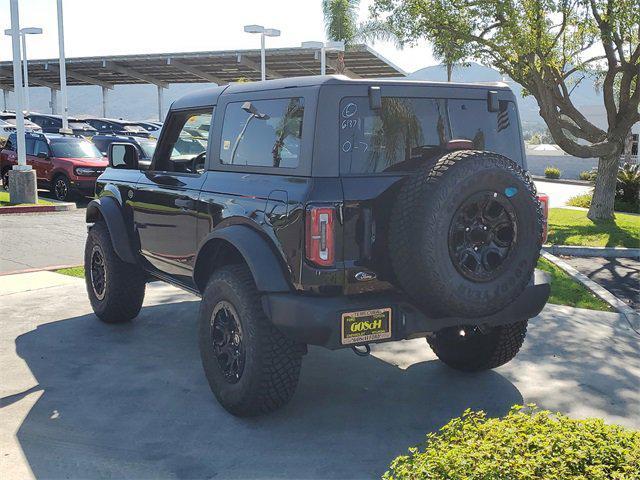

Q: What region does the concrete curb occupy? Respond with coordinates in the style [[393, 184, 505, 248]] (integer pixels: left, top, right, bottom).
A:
[[0, 201, 76, 215], [544, 245, 640, 258], [532, 175, 593, 186], [541, 251, 640, 335], [0, 264, 83, 276]]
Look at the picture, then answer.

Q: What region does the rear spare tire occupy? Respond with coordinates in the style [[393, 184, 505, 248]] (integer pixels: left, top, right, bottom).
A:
[[389, 150, 542, 318]]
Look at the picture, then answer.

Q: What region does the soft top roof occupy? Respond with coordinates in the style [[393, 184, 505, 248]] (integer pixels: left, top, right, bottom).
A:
[[169, 75, 513, 110]]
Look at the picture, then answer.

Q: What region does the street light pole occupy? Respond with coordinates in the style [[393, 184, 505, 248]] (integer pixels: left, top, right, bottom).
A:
[[260, 32, 266, 82], [7, 0, 37, 204], [3, 27, 43, 115], [8, 0, 26, 168], [244, 25, 281, 81], [301, 40, 345, 75], [56, 0, 70, 133]]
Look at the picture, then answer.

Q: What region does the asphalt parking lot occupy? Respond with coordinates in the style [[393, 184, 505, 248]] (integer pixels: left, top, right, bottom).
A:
[[2, 273, 639, 479]]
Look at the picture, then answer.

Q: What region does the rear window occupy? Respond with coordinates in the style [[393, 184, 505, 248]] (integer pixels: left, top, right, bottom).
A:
[[339, 96, 522, 174]]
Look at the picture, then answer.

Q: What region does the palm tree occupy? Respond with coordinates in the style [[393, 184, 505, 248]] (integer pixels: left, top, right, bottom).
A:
[[322, 0, 361, 74]]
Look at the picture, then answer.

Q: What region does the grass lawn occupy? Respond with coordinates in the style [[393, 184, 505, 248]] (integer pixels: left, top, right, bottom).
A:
[[547, 208, 639, 248], [56, 262, 611, 311], [537, 257, 612, 311], [55, 266, 85, 278], [0, 190, 54, 207]]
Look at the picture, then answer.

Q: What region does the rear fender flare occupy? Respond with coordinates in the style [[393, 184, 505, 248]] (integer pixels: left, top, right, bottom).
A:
[[86, 197, 137, 264], [194, 225, 291, 293]]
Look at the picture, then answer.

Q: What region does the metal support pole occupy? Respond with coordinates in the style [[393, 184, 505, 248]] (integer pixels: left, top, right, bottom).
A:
[[101, 86, 108, 118], [157, 85, 164, 121], [50, 88, 58, 114], [260, 33, 266, 81], [2, 90, 7, 111], [20, 32, 30, 113], [56, 0, 69, 133], [320, 45, 326, 75], [9, 0, 26, 168]]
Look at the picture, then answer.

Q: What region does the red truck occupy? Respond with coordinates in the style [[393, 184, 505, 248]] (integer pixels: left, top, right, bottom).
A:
[[1, 132, 107, 201]]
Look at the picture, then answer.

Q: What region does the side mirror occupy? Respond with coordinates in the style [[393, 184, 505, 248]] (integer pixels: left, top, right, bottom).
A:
[[37, 152, 49, 159], [108, 142, 139, 170]]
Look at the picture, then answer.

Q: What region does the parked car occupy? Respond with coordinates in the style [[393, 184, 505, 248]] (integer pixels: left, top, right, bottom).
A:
[[82, 118, 150, 138], [130, 121, 163, 138], [92, 134, 156, 169], [0, 111, 43, 139], [1, 132, 107, 201], [27, 113, 97, 137], [85, 76, 550, 417]]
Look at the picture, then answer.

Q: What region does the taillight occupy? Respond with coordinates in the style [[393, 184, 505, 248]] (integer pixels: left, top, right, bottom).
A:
[[537, 193, 549, 243], [305, 206, 335, 267]]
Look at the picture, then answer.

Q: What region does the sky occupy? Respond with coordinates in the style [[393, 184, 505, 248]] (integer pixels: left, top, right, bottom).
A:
[[0, 0, 436, 74]]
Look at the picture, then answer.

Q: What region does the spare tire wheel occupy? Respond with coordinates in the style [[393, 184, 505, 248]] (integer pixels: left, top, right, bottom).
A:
[[389, 150, 543, 318]]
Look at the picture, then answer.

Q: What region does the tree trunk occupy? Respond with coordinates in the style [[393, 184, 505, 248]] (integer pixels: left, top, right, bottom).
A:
[[587, 154, 619, 221], [623, 132, 632, 164], [336, 51, 346, 75], [446, 63, 453, 82]]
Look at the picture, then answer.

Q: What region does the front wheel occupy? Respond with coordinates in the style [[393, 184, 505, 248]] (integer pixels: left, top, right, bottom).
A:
[[52, 174, 72, 201], [84, 222, 146, 323], [198, 265, 304, 417], [427, 320, 528, 372]]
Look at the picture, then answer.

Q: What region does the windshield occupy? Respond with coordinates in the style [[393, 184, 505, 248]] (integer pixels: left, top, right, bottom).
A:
[[137, 139, 157, 159], [50, 139, 102, 158]]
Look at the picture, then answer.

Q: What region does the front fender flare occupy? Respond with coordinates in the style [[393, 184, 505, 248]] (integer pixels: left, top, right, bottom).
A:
[[194, 225, 291, 293], [86, 197, 137, 264]]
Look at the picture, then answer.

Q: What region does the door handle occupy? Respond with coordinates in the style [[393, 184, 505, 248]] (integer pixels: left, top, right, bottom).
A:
[[175, 198, 195, 209]]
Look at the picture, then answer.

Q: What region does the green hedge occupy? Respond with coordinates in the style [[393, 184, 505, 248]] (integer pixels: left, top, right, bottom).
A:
[[384, 406, 640, 480]]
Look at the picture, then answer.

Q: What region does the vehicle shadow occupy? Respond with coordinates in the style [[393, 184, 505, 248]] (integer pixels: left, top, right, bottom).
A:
[[12, 300, 522, 479]]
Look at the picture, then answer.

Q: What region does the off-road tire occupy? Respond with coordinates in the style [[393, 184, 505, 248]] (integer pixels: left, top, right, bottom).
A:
[[389, 150, 543, 318], [84, 221, 145, 323], [2, 167, 10, 190], [427, 320, 528, 371], [198, 265, 304, 417]]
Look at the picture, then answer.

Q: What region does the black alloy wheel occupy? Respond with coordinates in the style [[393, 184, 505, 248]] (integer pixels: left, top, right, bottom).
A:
[[210, 301, 246, 384], [90, 244, 107, 300], [448, 190, 518, 282], [54, 176, 69, 201]]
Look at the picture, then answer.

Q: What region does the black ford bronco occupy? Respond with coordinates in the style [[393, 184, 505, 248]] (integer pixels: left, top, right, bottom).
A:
[[84, 76, 550, 416]]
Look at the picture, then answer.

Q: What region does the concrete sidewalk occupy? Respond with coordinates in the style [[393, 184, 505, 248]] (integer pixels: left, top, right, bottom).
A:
[[1, 273, 639, 479]]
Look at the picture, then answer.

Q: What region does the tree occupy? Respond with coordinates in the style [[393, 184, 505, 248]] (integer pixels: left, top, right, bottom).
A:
[[370, 0, 640, 220], [322, 0, 361, 74]]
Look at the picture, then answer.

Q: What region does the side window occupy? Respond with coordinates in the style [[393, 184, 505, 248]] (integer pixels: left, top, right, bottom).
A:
[[34, 140, 49, 156], [220, 97, 304, 168], [152, 109, 213, 174], [93, 138, 108, 154], [25, 137, 36, 156]]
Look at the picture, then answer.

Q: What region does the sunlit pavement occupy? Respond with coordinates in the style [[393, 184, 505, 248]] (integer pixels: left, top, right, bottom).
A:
[[1, 272, 638, 479], [533, 179, 592, 208]]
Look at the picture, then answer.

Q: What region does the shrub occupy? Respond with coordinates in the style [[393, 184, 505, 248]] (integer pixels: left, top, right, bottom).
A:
[[579, 170, 597, 182], [567, 193, 592, 208], [617, 163, 640, 206], [384, 405, 640, 480], [545, 166, 561, 179]]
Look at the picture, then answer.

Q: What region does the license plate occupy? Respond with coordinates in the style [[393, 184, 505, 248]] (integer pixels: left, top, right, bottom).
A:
[[341, 308, 392, 345]]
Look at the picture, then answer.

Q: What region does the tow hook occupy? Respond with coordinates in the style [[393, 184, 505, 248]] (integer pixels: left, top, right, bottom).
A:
[[352, 344, 371, 357]]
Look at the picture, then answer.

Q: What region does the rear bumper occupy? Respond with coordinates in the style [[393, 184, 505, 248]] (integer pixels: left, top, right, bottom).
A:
[[263, 269, 550, 350]]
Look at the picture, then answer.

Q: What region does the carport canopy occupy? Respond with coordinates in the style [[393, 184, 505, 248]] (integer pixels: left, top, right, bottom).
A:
[[0, 44, 405, 119]]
